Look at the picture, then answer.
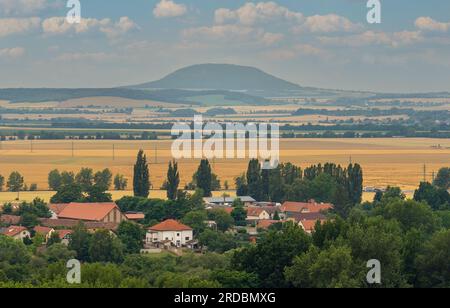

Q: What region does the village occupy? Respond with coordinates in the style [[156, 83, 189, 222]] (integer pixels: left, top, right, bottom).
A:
[[0, 196, 333, 254]]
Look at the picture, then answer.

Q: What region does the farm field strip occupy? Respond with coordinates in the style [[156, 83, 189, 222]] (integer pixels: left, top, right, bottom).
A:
[[0, 138, 449, 191]]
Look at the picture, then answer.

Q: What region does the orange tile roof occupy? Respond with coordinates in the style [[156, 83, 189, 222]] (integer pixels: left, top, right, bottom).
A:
[[148, 219, 192, 231], [57, 202, 119, 221], [281, 201, 333, 214], [299, 220, 325, 232], [257, 220, 280, 229], [125, 213, 145, 220], [49, 203, 69, 215], [56, 230, 73, 239], [34, 226, 54, 236], [1, 226, 28, 237], [246, 207, 266, 217]]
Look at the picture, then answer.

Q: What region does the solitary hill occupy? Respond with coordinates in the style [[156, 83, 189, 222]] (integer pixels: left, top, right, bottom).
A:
[[129, 63, 303, 94]]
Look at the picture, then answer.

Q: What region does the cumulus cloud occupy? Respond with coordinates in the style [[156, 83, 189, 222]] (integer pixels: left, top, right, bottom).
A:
[[214, 2, 303, 26], [42, 16, 138, 38], [0, 0, 60, 16], [415, 17, 450, 32], [182, 24, 283, 46], [153, 0, 187, 18], [0, 47, 25, 58], [0, 17, 41, 37], [294, 14, 363, 34]]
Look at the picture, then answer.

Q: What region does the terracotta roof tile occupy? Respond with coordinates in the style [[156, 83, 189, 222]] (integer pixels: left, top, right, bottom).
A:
[[33, 226, 54, 235], [57, 202, 119, 221], [281, 201, 333, 214], [1, 226, 28, 237], [148, 219, 192, 231]]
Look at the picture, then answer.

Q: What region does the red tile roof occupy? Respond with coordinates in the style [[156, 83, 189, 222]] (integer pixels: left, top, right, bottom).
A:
[[56, 230, 73, 239], [57, 202, 119, 221], [0, 215, 21, 225], [125, 213, 145, 220], [49, 204, 69, 215], [281, 201, 333, 214], [34, 226, 54, 236], [148, 219, 192, 231], [1, 226, 28, 237], [246, 207, 267, 217], [257, 220, 281, 230], [299, 220, 325, 232]]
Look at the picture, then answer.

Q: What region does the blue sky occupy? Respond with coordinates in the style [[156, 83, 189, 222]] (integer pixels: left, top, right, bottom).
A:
[[0, 0, 449, 92]]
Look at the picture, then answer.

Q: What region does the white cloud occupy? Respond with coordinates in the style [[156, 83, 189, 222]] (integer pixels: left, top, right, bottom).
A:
[[294, 14, 363, 33], [318, 30, 423, 48], [153, 0, 187, 18], [0, 0, 60, 16], [0, 17, 40, 37], [0, 47, 25, 59], [415, 17, 450, 32], [42, 16, 138, 38], [214, 2, 303, 26], [182, 24, 283, 46]]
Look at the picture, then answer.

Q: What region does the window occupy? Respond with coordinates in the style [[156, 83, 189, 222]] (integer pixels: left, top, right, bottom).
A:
[[185, 237, 190, 241], [177, 233, 180, 236]]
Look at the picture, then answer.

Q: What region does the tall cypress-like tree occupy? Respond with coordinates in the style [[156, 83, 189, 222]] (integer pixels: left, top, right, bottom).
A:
[[262, 165, 270, 201], [196, 159, 212, 197], [133, 150, 150, 198], [347, 163, 363, 205], [167, 160, 180, 200], [246, 159, 262, 201]]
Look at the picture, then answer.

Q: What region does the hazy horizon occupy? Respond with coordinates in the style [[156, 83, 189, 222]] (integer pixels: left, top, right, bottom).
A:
[[1, 0, 450, 92]]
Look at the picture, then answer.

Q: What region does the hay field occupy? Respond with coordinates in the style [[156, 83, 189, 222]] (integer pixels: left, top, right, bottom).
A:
[[0, 138, 449, 194]]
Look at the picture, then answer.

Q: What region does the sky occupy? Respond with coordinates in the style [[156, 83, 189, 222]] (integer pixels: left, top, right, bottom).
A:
[[0, 0, 449, 92]]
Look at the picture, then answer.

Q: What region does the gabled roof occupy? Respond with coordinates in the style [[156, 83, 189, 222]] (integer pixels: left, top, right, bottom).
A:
[[49, 203, 69, 215], [257, 220, 281, 230], [281, 201, 333, 214], [56, 230, 73, 239], [34, 226, 54, 236], [57, 202, 119, 221], [246, 207, 267, 217], [1, 226, 28, 237], [148, 219, 192, 232], [299, 220, 325, 232], [0, 215, 21, 225]]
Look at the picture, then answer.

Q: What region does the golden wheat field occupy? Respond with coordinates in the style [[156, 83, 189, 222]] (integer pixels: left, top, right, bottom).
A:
[[0, 138, 449, 200]]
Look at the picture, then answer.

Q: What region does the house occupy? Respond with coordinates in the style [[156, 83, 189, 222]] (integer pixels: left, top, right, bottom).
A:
[[146, 219, 193, 248], [257, 220, 282, 230], [56, 230, 73, 245], [204, 196, 256, 207], [33, 226, 55, 243], [0, 215, 21, 226], [124, 212, 145, 221], [298, 220, 325, 234], [0, 226, 30, 241], [280, 200, 333, 218], [246, 207, 271, 222], [49, 202, 127, 223]]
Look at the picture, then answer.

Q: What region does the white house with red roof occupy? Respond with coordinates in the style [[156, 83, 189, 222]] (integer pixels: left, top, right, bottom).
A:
[[0, 226, 30, 241], [146, 219, 193, 248]]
